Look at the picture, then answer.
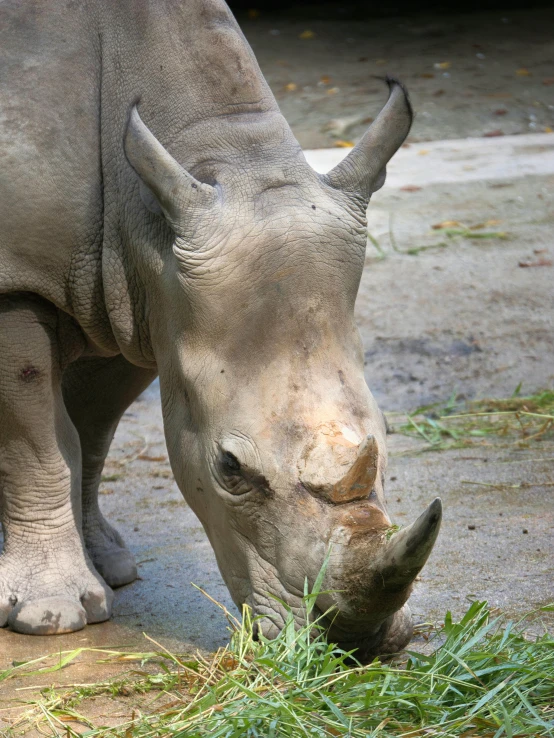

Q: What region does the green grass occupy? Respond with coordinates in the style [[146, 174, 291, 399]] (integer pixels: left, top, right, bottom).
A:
[[367, 231, 387, 260], [396, 390, 554, 452], [3, 599, 553, 737], [380, 217, 509, 258]]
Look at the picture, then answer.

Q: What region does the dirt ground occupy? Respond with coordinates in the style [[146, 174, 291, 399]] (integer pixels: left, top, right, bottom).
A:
[[239, 5, 554, 148], [1, 6, 554, 735]]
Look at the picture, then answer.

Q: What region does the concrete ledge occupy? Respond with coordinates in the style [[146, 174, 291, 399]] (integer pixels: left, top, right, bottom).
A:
[[304, 133, 554, 187]]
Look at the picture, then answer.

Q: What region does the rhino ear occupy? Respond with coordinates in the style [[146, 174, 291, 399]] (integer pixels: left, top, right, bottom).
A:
[[124, 106, 218, 228], [322, 78, 412, 203]]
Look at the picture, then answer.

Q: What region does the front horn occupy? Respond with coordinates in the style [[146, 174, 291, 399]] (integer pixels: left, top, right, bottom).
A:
[[375, 497, 443, 592]]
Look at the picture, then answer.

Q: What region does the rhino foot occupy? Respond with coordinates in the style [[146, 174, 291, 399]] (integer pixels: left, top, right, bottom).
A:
[[0, 544, 113, 635], [83, 514, 137, 588]]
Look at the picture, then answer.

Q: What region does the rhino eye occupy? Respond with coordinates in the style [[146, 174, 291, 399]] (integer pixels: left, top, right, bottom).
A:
[[216, 444, 272, 497], [222, 451, 241, 472]]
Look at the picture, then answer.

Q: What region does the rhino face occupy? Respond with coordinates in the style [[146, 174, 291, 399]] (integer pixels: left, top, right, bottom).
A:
[[125, 80, 442, 660]]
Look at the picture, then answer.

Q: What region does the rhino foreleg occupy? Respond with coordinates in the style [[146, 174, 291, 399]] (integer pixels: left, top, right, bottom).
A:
[[62, 356, 157, 588], [0, 295, 113, 634]]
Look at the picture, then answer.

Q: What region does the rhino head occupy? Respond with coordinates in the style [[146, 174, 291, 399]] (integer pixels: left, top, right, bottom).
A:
[[124, 80, 442, 661]]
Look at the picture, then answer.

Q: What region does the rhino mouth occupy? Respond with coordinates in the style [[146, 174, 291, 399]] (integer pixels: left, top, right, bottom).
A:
[[252, 603, 413, 663], [323, 604, 414, 662], [250, 585, 413, 662], [243, 497, 441, 662]]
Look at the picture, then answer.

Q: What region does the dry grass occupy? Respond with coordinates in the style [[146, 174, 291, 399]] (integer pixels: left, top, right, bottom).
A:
[[395, 390, 554, 452]]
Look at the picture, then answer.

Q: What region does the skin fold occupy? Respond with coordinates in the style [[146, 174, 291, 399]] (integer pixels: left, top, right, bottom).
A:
[[0, 0, 440, 656]]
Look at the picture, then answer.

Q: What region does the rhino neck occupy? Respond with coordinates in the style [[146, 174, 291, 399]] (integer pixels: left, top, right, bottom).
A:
[[96, 0, 300, 366]]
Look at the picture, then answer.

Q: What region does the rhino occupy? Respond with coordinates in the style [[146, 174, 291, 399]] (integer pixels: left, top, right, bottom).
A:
[[0, 0, 442, 659]]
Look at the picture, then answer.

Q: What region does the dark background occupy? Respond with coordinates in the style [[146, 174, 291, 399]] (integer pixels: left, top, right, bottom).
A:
[[229, 0, 554, 16]]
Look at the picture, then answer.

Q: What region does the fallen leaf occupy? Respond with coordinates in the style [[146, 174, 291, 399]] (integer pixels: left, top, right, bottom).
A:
[[247, 8, 260, 19], [358, 56, 368, 62], [494, 109, 508, 115], [485, 92, 512, 98], [483, 129, 504, 137], [375, 58, 387, 66], [152, 700, 185, 714], [220, 655, 239, 670], [534, 249, 548, 254], [418, 149, 430, 155], [334, 140, 354, 148], [542, 77, 554, 86], [100, 488, 114, 495], [434, 61, 451, 70], [432, 220, 461, 229], [545, 126, 553, 133], [516, 68, 531, 77], [284, 82, 297, 92], [138, 454, 168, 462], [518, 258, 552, 268], [319, 75, 331, 85], [420, 73, 435, 79], [299, 29, 315, 39], [401, 185, 422, 192], [326, 87, 340, 95], [433, 89, 445, 96], [470, 219, 501, 229]]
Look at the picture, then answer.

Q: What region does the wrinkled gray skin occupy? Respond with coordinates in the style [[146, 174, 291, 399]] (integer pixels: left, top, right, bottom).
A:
[[0, 0, 442, 658]]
